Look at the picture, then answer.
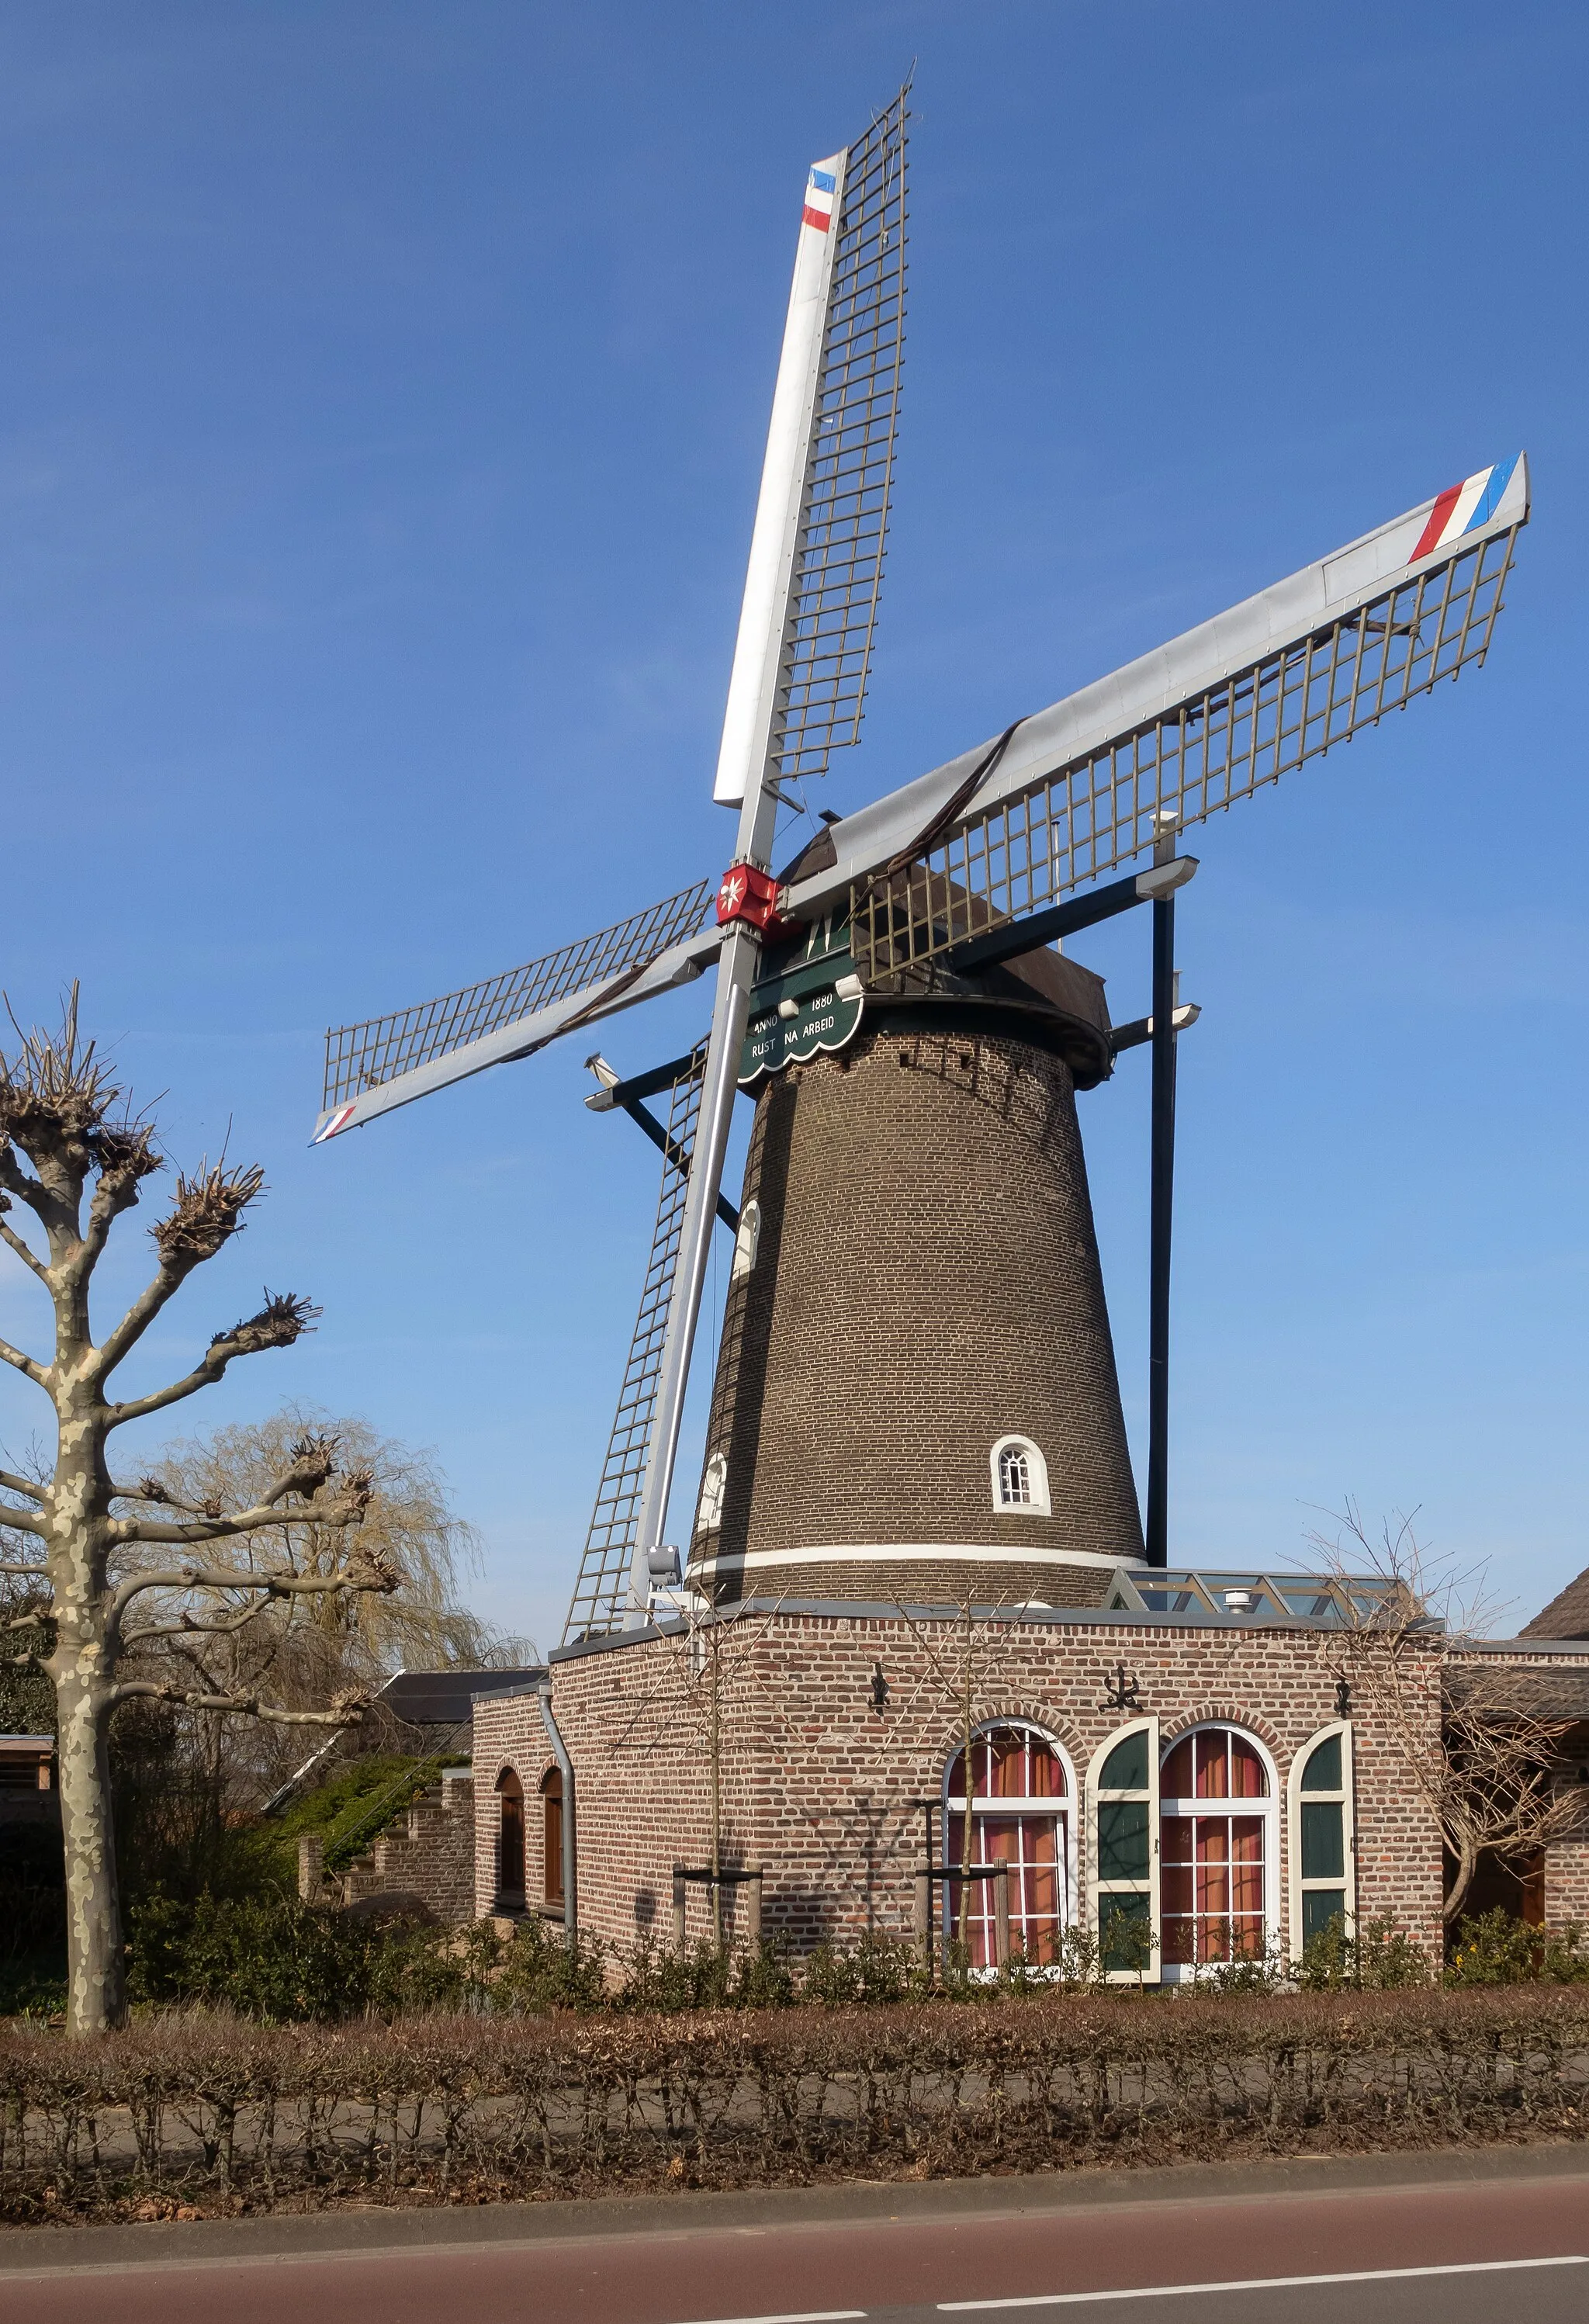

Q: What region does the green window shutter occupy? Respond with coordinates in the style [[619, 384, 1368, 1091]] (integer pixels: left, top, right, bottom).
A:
[[1301, 1889, 1348, 1945], [1100, 1729, 1149, 1792], [1097, 1798, 1150, 1882], [1300, 1799, 1345, 1881], [1289, 1722, 1355, 1956], [1087, 1717, 1160, 1985], [1099, 1891, 1153, 1976]]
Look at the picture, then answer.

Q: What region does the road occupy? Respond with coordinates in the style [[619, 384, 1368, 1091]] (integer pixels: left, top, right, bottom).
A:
[[3, 2157, 1587, 2323]]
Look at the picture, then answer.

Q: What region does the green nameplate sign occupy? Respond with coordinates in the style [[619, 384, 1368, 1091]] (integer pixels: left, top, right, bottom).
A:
[[739, 980, 864, 1084]]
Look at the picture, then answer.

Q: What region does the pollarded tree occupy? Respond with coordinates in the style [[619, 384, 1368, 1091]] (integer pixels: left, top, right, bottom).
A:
[[0, 995, 397, 2034]]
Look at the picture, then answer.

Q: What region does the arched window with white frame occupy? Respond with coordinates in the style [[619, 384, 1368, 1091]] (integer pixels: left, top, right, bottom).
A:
[[943, 1722, 1072, 1967], [1159, 1724, 1279, 1975], [1288, 1723, 1355, 1954], [990, 1434, 1051, 1516]]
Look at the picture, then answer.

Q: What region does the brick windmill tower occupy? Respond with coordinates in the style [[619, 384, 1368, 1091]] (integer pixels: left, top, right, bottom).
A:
[[310, 88, 1528, 1641], [686, 850, 1145, 1611]]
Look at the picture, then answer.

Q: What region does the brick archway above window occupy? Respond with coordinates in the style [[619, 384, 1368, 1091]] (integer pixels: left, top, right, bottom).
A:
[[1161, 1703, 1284, 1755]]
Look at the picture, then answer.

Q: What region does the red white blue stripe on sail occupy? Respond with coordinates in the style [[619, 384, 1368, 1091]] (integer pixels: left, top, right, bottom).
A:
[[312, 1103, 357, 1144], [1410, 456, 1520, 563], [801, 165, 836, 233]]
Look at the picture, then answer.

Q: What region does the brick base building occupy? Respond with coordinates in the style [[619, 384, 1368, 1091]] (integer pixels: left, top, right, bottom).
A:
[[464, 1582, 1589, 1974]]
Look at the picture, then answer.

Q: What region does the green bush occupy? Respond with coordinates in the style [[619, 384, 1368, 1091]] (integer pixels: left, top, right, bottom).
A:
[[127, 1892, 483, 2022], [116, 1890, 1589, 2027], [1445, 1909, 1589, 1986], [1293, 1911, 1431, 1991]]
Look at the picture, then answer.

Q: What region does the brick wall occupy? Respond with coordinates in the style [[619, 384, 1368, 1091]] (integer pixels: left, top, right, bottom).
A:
[[333, 1771, 476, 1922], [689, 1014, 1143, 1604], [504, 1607, 1449, 1966], [472, 1691, 564, 1923]]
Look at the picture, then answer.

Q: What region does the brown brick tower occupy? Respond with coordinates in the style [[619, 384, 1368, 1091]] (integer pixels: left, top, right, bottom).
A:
[[687, 940, 1145, 1609]]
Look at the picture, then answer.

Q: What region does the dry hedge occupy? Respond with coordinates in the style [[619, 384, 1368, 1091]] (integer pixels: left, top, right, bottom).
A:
[[3, 1989, 1587, 2221]]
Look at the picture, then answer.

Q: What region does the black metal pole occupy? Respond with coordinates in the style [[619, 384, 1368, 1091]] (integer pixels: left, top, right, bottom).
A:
[[1145, 888, 1177, 1568]]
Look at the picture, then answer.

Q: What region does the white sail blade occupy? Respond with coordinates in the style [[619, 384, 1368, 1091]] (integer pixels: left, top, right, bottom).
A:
[[634, 88, 909, 1609], [312, 885, 721, 1142], [779, 454, 1529, 960], [711, 145, 850, 806]]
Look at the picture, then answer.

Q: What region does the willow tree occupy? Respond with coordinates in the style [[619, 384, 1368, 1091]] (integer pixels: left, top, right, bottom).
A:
[[0, 996, 396, 2034]]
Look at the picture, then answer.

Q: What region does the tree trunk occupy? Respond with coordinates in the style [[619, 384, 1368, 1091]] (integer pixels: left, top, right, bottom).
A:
[[1443, 1837, 1479, 1927], [57, 1678, 124, 2035]]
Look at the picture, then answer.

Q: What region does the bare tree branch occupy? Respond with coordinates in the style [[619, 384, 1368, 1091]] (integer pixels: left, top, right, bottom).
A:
[[1310, 1502, 1589, 1922], [0, 1470, 44, 1501], [106, 1678, 371, 1727], [0, 1506, 47, 1538], [0, 1333, 47, 1387], [0, 1212, 50, 1284], [108, 1548, 396, 1633], [111, 1470, 372, 1550], [105, 1290, 320, 1425]]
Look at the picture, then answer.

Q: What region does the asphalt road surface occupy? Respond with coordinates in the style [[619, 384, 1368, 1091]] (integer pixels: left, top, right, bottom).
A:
[[5, 2163, 1588, 2324]]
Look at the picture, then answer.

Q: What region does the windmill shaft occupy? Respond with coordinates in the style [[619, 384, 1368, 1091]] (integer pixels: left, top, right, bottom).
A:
[[1145, 892, 1177, 1569]]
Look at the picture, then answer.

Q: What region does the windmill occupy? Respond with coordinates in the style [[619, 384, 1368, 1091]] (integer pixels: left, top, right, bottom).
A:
[[311, 84, 1528, 1640]]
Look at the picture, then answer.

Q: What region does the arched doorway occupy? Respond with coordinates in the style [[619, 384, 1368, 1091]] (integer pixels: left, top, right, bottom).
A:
[[495, 1768, 525, 1905], [541, 1766, 564, 1909]]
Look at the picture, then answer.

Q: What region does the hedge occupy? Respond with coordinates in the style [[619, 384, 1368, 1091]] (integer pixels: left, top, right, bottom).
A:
[[3, 1988, 1588, 2220]]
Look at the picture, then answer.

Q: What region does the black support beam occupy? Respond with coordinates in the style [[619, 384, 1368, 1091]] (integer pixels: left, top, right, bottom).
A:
[[943, 857, 1196, 978]]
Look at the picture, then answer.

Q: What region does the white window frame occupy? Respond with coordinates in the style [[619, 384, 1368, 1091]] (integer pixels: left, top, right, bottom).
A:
[[1086, 1716, 1160, 1984], [731, 1198, 761, 1282], [695, 1451, 727, 1535], [1287, 1720, 1356, 1955], [1158, 1722, 1281, 1983], [989, 1434, 1051, 1517], [940, 1719, 1077, 1966]]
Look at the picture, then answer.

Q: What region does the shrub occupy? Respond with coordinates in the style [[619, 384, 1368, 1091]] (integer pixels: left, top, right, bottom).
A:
[[1445, 1909, 1589, 1986], [4, 1987, 1588, 2219], [127, 1893, 481, 2022], [1294, 1911, 1432, 1991]]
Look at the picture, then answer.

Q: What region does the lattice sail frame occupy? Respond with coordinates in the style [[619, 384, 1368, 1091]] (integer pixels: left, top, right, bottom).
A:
[[562, 1045, 710, 1643], [772, 88, 909, 782], [324, 880, 714, 1112], [847, 521, 1520, 977]]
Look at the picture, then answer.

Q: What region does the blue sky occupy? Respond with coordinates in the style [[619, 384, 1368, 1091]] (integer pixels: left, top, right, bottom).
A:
[[1, 2, 1584, 1650]]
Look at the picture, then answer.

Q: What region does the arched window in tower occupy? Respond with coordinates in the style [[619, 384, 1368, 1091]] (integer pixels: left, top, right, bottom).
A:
[[990, 1435, 1051, 1516], [943, 1723, 1072, 1968], [1159, 1725, 1277, 1973], [540, 1766, 565, 1908], [695, 1452, 727, 1535], [731, 1199, 761, 1282], [495, 1768, 525, 1904]]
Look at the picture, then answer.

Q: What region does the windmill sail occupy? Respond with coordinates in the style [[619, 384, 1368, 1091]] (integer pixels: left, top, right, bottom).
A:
[[562, 1046, 709, 1643], [313, 881, 719, 1141], [630, 88, 912, 1612], [777, 455, 1529, 973], [713, 84, 909, 805], [771, 94, 908, 781]]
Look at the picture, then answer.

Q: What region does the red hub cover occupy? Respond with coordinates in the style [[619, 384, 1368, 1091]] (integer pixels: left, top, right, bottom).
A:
[[715, 861, 791, 936]]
